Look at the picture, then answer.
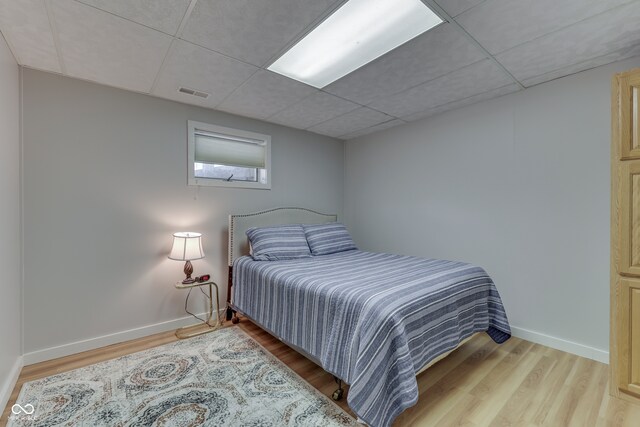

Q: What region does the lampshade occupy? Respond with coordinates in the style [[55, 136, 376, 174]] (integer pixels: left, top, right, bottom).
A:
[[169, 232, 205, 261]]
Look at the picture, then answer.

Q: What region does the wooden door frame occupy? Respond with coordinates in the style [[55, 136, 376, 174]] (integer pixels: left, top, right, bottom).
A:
[[611, 72, 620, 398]]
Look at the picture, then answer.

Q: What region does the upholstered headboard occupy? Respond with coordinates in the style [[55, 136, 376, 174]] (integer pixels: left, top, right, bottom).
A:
[[228, 207, 337, 267]]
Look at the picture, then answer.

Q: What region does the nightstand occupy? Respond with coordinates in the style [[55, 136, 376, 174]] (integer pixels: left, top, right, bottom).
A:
[[174, 281, 222, 339]]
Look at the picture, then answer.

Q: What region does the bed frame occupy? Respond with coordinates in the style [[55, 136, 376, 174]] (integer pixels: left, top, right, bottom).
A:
[[226, 207, 476, 403]]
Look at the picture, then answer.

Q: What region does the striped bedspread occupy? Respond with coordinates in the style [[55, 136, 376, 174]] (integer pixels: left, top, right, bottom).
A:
[[232, 250, 511, 427]]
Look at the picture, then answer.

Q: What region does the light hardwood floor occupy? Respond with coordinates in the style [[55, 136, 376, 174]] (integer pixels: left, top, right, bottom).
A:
[[2, 320, 639, 426]]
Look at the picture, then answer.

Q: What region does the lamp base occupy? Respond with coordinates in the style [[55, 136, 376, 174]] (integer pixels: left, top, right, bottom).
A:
[[182, 260, 195, 284]]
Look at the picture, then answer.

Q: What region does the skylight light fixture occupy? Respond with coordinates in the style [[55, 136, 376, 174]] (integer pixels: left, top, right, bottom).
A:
[[268, 0, 443, 88]]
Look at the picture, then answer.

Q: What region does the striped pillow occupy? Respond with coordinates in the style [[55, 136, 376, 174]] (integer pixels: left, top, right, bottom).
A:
[[246, 225, 311, 261], [303, 222, 357, 256]]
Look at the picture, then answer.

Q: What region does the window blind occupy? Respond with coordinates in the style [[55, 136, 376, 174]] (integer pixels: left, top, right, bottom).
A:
[[194, 131, 266, 168]]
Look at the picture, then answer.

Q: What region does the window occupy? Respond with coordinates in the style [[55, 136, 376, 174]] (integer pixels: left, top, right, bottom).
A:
[[187, 121, 271, 189]]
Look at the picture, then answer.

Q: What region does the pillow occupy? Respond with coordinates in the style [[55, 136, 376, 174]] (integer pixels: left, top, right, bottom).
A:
[[246, 224, 311, 261], [303, 222, 357, 256]]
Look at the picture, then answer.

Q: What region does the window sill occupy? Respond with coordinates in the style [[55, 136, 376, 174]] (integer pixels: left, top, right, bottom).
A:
[[188, 178, 271, 190]]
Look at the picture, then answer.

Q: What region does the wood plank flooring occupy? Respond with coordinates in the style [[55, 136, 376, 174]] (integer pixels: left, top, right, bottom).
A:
[[2, 319, 639, 426]]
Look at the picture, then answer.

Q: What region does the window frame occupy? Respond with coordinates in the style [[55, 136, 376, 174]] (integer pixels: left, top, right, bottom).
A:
[[187, 120, 271, 190]]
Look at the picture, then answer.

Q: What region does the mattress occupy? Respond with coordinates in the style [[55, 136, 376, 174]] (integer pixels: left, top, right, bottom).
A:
[[232, 250, 511, 427]]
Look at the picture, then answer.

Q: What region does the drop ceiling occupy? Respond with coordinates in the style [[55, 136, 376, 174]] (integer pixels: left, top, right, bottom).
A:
[[1, 0, 639, 140]]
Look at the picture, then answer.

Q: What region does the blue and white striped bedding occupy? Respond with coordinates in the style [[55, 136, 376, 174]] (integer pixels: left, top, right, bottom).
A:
[[232, 250, 511, 427], [303, 222, 358, 255], [246, 225, 311, 261]]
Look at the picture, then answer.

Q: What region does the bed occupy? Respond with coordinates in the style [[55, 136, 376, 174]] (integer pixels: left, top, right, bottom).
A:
[[226, 207, 511, 427]]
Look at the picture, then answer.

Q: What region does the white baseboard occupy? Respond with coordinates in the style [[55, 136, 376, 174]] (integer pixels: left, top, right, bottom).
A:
[[0, 356, 23, 416], [510, 325, 609, 364], [23, 310, 226, 366]]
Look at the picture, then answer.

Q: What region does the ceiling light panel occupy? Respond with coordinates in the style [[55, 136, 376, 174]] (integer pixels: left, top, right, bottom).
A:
[[268, 0, 443, 88]]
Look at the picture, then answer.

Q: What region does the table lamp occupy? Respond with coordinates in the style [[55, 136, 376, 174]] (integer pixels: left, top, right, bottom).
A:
[[169, 232, 204, 284]]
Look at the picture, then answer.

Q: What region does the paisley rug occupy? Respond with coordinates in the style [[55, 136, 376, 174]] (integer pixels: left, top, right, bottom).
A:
[[9, 327, 356, 426]]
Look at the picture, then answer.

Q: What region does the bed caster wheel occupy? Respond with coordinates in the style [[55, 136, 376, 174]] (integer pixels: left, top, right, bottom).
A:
[[231, 316, 240, 324], [332, 389, 343, 401]]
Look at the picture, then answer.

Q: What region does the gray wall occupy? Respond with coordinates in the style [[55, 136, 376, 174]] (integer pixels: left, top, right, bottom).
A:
[[22, 69, 344, 355], [0, 33, 21, 406], [345, 56, 640, 356]]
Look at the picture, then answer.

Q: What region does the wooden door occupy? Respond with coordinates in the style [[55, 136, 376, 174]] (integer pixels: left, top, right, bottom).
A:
[[612, 68, 640, 401]]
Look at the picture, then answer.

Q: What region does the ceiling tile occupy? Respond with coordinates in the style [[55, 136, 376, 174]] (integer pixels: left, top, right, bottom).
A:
[[307, 107, 395, 138], [520, 43, 640, 88], [341, 119, 407, 140], [457, 0, 632, 55], [368, 60, 515, 118], [268, 92, 360, 129], [180, 0, 337, 67], [217, 70, 317, 120], [403, 83, 520, 121], [0, 0, 61, 72], [76, 0, 191, 35], [495, 2, 640, 85], [51, 0, 172, 93], [324, 24, 486, 106], [435, 0, 486, 17], [152, 40, 258, 108]]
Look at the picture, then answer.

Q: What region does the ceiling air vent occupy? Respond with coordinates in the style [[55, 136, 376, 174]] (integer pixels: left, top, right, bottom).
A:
[[178, 86, 210, 99]]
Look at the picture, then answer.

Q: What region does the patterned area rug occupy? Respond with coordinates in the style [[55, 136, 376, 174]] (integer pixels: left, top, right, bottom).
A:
[[9, 327, 356, 426]]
